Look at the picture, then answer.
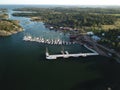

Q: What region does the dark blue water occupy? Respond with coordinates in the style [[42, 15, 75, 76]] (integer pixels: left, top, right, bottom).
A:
[[0, 5, 120, 90]]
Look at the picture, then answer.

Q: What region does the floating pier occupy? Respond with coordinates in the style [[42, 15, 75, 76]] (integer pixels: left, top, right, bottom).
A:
[[46, 45, 99, 59]]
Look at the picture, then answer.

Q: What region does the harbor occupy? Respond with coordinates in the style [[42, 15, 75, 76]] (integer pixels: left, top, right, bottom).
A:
[[22, 35, 99, 60], [23, 35, 99, 60]]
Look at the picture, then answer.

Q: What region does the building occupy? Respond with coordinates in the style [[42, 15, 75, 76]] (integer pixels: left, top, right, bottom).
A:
[[118, 36, 120, 39], [87, 31, 94, 35], [91, 35, 101, 41]]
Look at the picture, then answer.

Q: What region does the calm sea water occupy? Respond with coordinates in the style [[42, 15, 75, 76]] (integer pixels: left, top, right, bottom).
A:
[[0, 5, 120, 90]]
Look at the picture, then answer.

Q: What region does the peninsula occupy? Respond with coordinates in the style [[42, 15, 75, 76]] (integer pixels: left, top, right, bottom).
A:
[[0, 9, 23, 36], [0, 19, 23, 36]]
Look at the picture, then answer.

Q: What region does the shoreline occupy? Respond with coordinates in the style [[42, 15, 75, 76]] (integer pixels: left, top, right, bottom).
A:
[[77, 35, 120, 63], [0, 29, 23, 36]]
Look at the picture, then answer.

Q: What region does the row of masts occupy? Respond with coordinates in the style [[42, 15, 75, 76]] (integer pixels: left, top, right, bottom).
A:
[[23, 35, 76, 45]]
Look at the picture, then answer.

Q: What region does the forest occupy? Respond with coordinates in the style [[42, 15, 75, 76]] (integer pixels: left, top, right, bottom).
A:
[[13, 7, 118, 29], [95, 29, 120, 52]]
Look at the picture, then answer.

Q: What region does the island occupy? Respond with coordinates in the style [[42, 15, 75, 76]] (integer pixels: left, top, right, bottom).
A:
[[0, 9, 23, 36]]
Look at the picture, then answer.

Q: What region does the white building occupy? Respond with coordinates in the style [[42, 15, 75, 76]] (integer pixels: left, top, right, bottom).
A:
[[87, 31, 94, 35], [91, 35, 101, 41], [118, 36, 120, 39]]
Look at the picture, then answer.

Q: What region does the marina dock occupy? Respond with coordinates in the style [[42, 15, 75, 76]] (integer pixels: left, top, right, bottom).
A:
[[23, 35, 99, 59], [46, 45, 99, 59], [23, 35, 75, 45]]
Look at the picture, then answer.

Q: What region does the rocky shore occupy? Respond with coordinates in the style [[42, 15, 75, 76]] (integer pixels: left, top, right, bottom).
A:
[[0, 28, 23, 36]]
